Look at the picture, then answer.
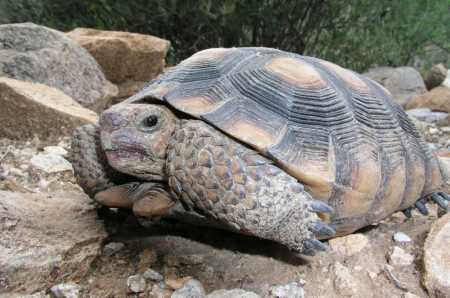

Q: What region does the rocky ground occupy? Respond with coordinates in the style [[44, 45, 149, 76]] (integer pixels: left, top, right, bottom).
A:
[[0, 121, 449, 298], [1, 23, 450, 298]]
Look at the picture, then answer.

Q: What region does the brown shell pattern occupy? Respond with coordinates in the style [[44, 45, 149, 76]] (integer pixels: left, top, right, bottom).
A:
[[125, 47, 443, 226]]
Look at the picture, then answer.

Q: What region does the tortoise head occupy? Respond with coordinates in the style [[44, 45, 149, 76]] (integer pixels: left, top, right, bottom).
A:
[[99, 103, 177, 181]]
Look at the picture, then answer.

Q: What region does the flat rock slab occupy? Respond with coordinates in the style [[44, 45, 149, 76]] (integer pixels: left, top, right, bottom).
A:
[[0, 191, 107, 294], [406, 108, 448, 125], [423, 213, 450, 297], [406, 86, 450, 114], [0, 77, 98, 141], [0, 22, 117, 112]]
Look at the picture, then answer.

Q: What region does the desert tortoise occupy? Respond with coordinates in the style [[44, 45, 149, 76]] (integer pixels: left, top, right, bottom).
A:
[[70, 47, 449, 255]]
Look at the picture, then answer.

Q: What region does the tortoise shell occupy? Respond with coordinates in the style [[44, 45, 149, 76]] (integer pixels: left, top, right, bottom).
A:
[[125, 47, 443, 233]]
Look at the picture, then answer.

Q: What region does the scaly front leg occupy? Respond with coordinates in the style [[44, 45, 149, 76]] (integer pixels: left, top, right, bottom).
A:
[[166, 120, 336, 255]]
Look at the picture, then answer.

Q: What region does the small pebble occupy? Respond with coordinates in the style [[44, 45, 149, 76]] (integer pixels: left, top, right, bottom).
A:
[[21, 291, 50, 298], [103, 242, 125, 256], [127, 274, 146, 293], [9, 167, 25, 177], [50, 282, 81, 298], [30, 153, 73, 173], [393, 232, 412, 243], [207, 289, 261, 298], [43, 146, 68, 156], [389, 246, 414, 266], [143, 268, 164, 282], [171, 279, 206, 298], [149, 284, 173, 298], [268, 282, 304, 298], [402, 293, 421, 298], [429, 127, 439, 135], [166, 276, 192, 290]]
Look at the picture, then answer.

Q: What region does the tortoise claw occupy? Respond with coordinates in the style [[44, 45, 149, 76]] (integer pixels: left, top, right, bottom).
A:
[[300, 247, 316, 256], [310, 221, 336, 237], [299, 238, 328, 256], [305, 238, 328, 251], [309, 200, 333, 213], [439, 192, 450, 201], [431, 193, 449, 211], [402, 207, 412, 218], [414, 200, 429, 216]]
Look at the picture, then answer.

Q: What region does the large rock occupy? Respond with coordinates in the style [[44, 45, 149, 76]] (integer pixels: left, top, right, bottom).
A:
[[443, 70, 450, 89], [363, 66, 427, 106], [0, 77, 98, 140], [423, 213, 450, 297], [424, 64, 448, 90], [0, 191, 107, 295], [436, 150, 450, 194], [66, 28, 169, 97], [406, 108, 448, 125], [405, 86, 450, 113], [0, 23, 117, 112]]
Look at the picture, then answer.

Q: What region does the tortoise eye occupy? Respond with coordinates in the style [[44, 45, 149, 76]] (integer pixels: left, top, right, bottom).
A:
[[144, 115, 158, 127]]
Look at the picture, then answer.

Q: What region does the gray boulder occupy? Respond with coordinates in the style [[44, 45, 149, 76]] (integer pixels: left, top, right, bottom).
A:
[[424, 64, 447, 90], [0, 23, 117, 112], [363, 66, 426, 107]]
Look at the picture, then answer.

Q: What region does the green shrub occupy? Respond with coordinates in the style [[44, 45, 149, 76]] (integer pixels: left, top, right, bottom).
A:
[[1, 0, 448, 71]]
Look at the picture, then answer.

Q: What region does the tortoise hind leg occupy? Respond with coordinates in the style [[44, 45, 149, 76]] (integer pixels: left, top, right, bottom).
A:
[[167, 120, 335, 255]]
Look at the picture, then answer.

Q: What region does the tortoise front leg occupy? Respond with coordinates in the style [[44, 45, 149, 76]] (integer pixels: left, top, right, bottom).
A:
[[166, 120, 336, 255]]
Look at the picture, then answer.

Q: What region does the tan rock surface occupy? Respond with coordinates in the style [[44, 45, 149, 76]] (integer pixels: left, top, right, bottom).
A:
[[0, 191, 107, 294], [406, 86, 450, 113], [116, 80, 148, 99], [423, 213, 450, 297], [66, 28, 169, 89], [329, 233, 369, 257], [0, 77, 98, 140], [436, 150, 450, 193]]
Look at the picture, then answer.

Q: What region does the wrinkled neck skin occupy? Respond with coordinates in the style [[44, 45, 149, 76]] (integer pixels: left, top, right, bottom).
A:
[[99, 103, 178, 183]]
